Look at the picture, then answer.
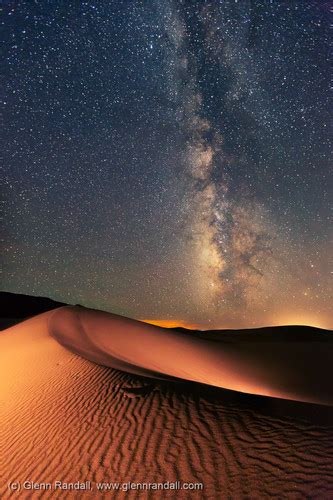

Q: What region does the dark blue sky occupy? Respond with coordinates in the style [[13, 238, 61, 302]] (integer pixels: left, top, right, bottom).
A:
[[3, 1, 332, 328]]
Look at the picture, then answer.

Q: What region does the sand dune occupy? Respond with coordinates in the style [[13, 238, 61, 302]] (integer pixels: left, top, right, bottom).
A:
[[1, 307, 333, 498], [49, 306, 333, 406]]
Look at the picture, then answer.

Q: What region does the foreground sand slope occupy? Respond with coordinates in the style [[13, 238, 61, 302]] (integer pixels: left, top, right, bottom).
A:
[[49, 306, 333, 406], [1, 308, 333, 499]]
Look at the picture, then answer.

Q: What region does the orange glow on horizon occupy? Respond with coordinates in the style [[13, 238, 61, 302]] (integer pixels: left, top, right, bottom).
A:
[[141, 319, 199, 329], [142, 316, 331, 331]]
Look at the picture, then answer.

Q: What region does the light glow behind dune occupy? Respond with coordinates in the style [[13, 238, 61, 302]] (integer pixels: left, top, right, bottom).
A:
[[141, 319, 199, 329], [271, 314, 331, 331]]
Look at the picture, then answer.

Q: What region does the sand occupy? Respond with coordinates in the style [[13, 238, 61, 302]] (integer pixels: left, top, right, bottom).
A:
[[1, 307, 333, 498], [49, 306, 333, 406]]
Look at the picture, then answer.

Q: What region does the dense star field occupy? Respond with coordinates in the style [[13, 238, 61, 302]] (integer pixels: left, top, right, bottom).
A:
[[2, 1, 332, 329]]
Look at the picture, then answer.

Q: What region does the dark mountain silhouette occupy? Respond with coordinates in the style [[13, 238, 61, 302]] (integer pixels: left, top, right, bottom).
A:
[[0, 292, 67, 329]]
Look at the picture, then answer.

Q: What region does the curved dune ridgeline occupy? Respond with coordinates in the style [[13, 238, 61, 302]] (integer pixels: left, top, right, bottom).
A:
[[49, 306, 333, 406]]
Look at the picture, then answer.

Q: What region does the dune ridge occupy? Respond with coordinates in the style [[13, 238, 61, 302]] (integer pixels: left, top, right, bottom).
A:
[[48, 306, 333, 406]]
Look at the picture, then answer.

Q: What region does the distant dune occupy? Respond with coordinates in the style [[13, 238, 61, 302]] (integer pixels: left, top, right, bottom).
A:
[[1, 304, 333, 498]]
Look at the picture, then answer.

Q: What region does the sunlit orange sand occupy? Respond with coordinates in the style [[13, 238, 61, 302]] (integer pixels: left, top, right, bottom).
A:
[[1, 306, 333, 498]]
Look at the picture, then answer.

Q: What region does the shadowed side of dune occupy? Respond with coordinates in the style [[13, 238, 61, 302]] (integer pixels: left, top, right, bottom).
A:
[[48, 306, 333, 406]]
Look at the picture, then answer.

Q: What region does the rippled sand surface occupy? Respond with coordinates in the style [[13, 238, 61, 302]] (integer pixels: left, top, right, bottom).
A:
[[1, 308, 332, 498]]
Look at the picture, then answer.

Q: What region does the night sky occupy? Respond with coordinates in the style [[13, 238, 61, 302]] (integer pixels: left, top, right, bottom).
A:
[[3, 1, 332, 329]]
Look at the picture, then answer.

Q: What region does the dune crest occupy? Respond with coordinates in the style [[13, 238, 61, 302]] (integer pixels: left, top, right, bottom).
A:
[[48, 306, 333, 406]]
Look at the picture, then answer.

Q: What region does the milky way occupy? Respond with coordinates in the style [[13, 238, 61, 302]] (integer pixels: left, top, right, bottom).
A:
[[3, 1, 332, 329]]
